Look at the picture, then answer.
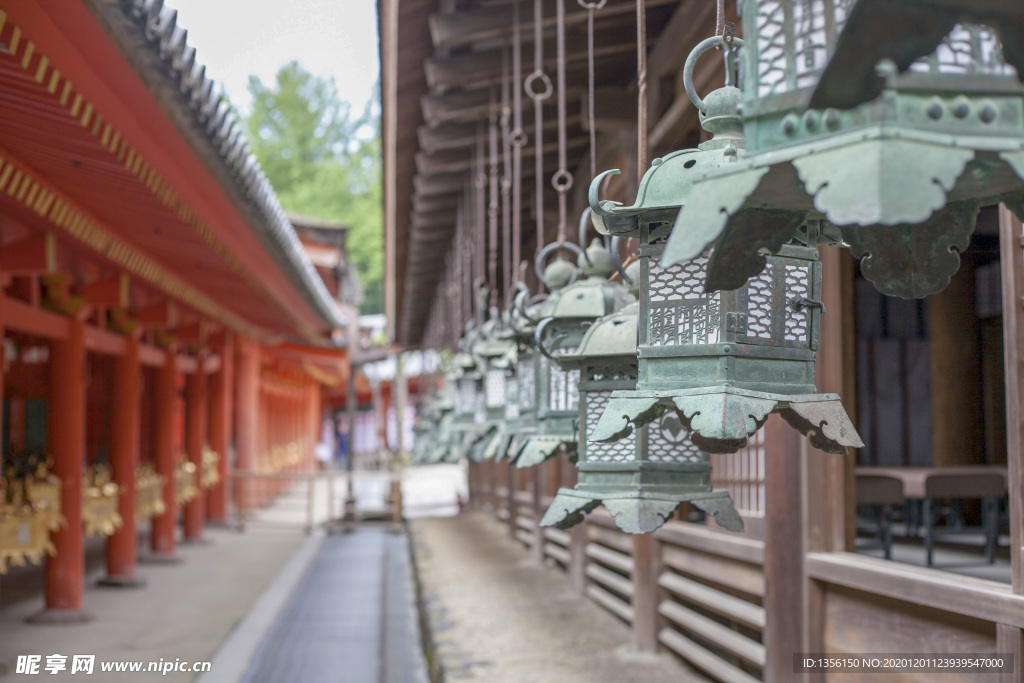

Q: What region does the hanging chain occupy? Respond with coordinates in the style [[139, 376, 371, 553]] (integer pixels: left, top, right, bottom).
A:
[[500, 46, 513, 300], [715, 0, 725, 37], [636, 0, 648, 182], [552, 0, 573, 244], [526, 0, 550, 267], [488, 89, 500, 313], [511, 0, 524, 285], [475, 126, 487, 323], [578, 0, 606, 181]]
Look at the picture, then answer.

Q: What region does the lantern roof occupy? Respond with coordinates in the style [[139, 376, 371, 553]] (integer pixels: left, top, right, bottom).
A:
[[556, 303, 639, 370]]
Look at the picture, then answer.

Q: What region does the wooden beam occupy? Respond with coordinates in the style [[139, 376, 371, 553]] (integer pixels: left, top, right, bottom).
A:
[[136, 301, 176, 329], [174, 320, 209, 347], [4, 295, 68, 339], [413, 172, 467, 197], [806, 551, 1024, 629], [0, 233, 55, 274], [425, 27, 637, 93], [83, 325, 127, 357], [416, 133, 588, 175], [427, 0, 676, 51], [78, 274, 129, 308]]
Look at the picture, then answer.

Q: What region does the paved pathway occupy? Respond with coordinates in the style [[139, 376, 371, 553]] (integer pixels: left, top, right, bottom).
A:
[[238, 529, 427, 683]]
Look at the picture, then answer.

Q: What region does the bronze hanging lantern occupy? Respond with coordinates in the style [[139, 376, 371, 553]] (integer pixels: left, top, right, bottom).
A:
[[513, 238, 635, 468], [587, 40, 862, 460], [540, 264, 744, 535], [467, 317, 516, 462], [659, 11, 1024, 300]]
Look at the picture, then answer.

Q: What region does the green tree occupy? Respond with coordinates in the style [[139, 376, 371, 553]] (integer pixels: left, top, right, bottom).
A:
[[246, 61, 383, 314]]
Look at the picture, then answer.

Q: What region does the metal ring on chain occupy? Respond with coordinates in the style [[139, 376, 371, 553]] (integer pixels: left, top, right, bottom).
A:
[[524, 71, 553, 101], [508, 128, 527, 147], [534, 240, 583, 286], [576, 0, 607, 8], [550, 168, 574, 193], [683, 35, 745, 113]]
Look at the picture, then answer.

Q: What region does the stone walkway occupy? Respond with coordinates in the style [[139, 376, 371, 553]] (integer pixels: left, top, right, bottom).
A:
[[238, 529, 427, 683], [411, 512, 711, 683]]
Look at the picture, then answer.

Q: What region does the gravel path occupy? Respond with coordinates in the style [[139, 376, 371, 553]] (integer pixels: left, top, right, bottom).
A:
[[410, 512, 711, 683]]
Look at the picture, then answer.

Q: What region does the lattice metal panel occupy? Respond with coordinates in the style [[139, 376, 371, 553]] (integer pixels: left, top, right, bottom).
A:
[[752, 1, 1010, 97], [485, 369, 507, 409], [784, 263, 811, 342], [736, 254, 817, 349], [458, 379, 476, 417], [647, 255, 721, 347], [745, 262, 774, 341], [646, 412, 705, 464], [505, 378, 520, 420], [583, 390, 635, 463], [548, 361, 580, 412], [473, 396, 485, 424], [518, 355, 536, 411]]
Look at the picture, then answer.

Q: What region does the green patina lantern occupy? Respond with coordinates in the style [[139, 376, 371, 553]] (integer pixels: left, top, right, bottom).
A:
[[449, 344, 486, 463], [505, 251, 577, 466], [467, 317, 516, 462], [541, 264, 744, 535], [587, 44, 862, 460], [513, 239, 635, 468], [421, 369, 458, 464], [660, 8, 1024, 300], [493, 284, 546, 463]]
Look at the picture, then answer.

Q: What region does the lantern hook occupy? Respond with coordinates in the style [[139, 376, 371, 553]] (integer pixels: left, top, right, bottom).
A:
[[533, 317, 572, 361], [683, 35, 745, 114], [535, 241, 583, 287]]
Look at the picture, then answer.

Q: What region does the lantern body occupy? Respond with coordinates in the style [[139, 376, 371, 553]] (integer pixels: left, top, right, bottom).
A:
[[467, 323, 516, 463], [588, 95, 862, 455], [513, 254, 635, 468], [541, 303, 744, 534], [660, 8, 1024, 300]]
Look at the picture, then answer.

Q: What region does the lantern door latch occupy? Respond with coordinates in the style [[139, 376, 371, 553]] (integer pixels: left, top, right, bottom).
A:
[[789, 297, 826, 315]]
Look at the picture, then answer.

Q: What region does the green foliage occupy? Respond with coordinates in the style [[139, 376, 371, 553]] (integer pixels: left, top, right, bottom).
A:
[[246, 61, 383, 314]]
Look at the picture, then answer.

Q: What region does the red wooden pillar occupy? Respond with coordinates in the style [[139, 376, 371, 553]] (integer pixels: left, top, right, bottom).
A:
[[234, 338, 259, 514], [101, 334, 144, 586], [151, 349, 178, 558], [183, 359, 206, 540], [39, 316, 88, 620], [207, 333, 233, 521]]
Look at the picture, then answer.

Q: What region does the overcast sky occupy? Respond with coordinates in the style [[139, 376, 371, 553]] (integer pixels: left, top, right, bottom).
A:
[[168, 0, 379, 115]]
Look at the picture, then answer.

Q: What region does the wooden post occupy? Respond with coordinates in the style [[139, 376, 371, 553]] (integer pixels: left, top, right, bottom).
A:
[[632, 534, 661, 652], [183, 358, 206, 541], [568, 524, 588, 595], [39, 316, 89, 620], [234, 338, 259, 516], [928, 261, 983, 466], [207, 333, 233, 522], [150, 349, 178, 558], [101, 334, 144, 587], [999, 205, 1024, 593], [532, 465, 545, 561], [763, 415, 806, 681], [506, 462, 517, 537]]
